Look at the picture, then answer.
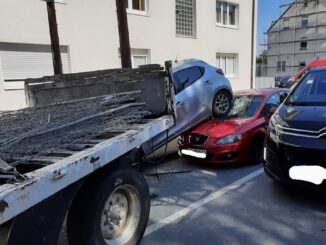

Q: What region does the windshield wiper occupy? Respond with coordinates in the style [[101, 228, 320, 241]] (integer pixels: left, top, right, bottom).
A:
[[286, 100, 309, 106], [291, 102, 309, 106]]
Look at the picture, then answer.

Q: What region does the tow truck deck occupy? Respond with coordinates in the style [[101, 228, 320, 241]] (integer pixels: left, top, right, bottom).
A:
[[0, 63, 175, 245]]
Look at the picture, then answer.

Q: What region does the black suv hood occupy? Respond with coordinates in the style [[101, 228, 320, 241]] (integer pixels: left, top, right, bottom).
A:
[[279, 105, 326, 131]]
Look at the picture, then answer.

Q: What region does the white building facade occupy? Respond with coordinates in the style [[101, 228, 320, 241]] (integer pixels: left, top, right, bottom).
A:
[[0, 0, 257, 110], [267, 0, 326, 78]]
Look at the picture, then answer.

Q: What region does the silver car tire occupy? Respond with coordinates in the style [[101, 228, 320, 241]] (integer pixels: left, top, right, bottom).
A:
[[212, 90, 232, 117]]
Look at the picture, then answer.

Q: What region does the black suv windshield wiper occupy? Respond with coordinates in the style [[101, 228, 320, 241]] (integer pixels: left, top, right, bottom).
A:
[[290, 101, 309, 106], [287, 101, 326, 106]]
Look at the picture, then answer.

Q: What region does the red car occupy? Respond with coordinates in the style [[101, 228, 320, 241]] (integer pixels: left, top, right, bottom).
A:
[[179, 88, 288, 165], [286, 59, 326, 88]]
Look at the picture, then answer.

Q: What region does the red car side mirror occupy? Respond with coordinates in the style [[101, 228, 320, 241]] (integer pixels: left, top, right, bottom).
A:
[[269, 107, 277, 116]]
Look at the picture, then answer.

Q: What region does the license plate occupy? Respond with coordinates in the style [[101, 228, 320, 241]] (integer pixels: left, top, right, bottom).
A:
[[289, 165, 326, 185], [181, 149, 207, 159]]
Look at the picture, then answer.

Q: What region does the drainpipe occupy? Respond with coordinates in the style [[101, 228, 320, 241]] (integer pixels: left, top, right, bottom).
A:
[[250, 0, 257, 88]]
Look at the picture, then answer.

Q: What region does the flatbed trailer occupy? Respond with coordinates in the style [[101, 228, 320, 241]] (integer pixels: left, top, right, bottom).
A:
[[0, 63, 175, 245]]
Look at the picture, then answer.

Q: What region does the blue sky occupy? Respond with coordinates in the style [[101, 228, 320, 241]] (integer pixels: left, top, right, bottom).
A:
[[257, 0, 293, 55]]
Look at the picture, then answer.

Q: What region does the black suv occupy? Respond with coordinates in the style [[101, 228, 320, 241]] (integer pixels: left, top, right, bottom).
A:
[[264, 67, 326, 187]]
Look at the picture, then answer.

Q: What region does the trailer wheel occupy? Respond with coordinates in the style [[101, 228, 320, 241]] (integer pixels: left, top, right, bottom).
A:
[[67, 164, 150, 245]]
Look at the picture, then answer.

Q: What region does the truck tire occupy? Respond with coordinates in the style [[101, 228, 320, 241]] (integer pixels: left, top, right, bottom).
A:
[[67, 164, 150, 245]]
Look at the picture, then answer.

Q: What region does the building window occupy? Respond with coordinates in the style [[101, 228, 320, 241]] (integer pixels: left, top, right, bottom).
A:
[[118, 48, 150, 68], [299, 61, 306, 70], [216, 53, 237, 78], [126, 0, 147, 15], [216, 1, 238, 27], [282, 61, 286, 71], [277, 61, 281, 72], [132, 55, 147, 68], [0, 42, 70, 90], [300, 41, 308, 50], [277, 61, 286, 72], [301, 16, 308, 28], [283, 19, 289, 30], [176, 0, 196, 38]]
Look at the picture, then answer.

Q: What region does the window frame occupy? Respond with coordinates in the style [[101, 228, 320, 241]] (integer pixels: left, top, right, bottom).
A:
[[277, 61, 281, 72], [126, 0, 148, 16], [216, 1, 239, 29], [131, 54, 148, 68], [300, 41, 308, 50], [301, 16, 309, 28], [282, 61, 286, 72], [216, 53, 238, 79], [176, 0, 197, 38], [0, 43, 71, 90], [283, 19, 290, 30], [172, 66, 204, 94]]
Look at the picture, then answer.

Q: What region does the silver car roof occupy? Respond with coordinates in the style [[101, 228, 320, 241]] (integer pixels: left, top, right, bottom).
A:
[[172, 59, 208, 72]]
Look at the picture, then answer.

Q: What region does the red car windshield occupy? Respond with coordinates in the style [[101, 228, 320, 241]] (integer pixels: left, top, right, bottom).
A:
[[224, 95, 264, 119]]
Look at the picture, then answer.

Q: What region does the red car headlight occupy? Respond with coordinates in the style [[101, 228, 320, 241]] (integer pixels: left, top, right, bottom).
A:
[[216, 134, 243, 145]]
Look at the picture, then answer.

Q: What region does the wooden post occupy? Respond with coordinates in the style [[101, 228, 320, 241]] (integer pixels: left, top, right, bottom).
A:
[[46, 0, 63, 75], [116, 0, 132, 68]]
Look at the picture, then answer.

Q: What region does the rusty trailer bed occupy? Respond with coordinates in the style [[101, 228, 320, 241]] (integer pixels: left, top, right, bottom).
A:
[[0, 110, 173, 224]]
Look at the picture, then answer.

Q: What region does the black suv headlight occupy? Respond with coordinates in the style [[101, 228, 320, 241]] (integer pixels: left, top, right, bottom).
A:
[[268, 112, 287, 141]]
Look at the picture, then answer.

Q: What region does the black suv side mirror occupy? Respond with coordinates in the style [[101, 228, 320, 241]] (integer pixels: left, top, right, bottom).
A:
[[280, 93, 288, 103]]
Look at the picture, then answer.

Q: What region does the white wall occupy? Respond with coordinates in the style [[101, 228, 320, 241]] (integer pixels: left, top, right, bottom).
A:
[[0, 0, 256, 110], [0, 90, 25, 111]]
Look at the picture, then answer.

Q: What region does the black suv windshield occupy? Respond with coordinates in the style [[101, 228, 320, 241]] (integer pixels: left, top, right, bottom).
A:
[[225, 95, 264, 119], [286, 69, 326, 106]]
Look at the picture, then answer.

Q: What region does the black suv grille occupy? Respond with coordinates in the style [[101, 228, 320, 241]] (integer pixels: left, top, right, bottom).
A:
[[281, 145, 325, 166], [189, 134, 208, 145]]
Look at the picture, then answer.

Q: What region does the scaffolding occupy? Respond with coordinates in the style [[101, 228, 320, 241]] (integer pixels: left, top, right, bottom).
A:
[[266, 0, 324, 77]]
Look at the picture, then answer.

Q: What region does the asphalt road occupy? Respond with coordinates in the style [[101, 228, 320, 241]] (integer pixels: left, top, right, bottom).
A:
[[141, 156, 326, 245]]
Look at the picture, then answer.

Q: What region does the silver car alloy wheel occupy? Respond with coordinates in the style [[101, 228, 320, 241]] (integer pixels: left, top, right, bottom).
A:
[[215, 93, 230, 114], [100, 184, 141, 245]]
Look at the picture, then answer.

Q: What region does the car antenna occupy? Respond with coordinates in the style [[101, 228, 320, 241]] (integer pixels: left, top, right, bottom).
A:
[[175, 53, 179, 63]]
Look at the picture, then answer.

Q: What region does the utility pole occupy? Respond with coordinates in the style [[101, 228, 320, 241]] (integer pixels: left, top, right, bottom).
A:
[[116, 0, 132, 68], [46, 0, 63, 75]]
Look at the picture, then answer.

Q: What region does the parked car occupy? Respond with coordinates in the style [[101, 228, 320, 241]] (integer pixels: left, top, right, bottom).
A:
[[284, 59, 326, 88], [264, 67, 326, 187], [142, 59, 233, 157], [178, 88, 288, 165], [276, 75, 291, 88]]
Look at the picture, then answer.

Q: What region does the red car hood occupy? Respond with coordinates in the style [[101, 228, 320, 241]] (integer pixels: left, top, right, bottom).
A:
[[191, 118, 251, 138]]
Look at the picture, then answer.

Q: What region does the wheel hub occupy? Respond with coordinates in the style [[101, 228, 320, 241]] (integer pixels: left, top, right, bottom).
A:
[[100, 185, 141, 244], [215, 94, 230, 114]]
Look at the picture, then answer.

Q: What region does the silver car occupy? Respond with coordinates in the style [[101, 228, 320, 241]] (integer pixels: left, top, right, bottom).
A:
[[143, 59, 233, 156]]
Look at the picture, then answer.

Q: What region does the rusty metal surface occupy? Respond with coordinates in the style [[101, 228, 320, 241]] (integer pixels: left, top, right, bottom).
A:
[[0, 115, 174, 225], [24, 65, 167, 115], [0, 91, 153, 179]]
